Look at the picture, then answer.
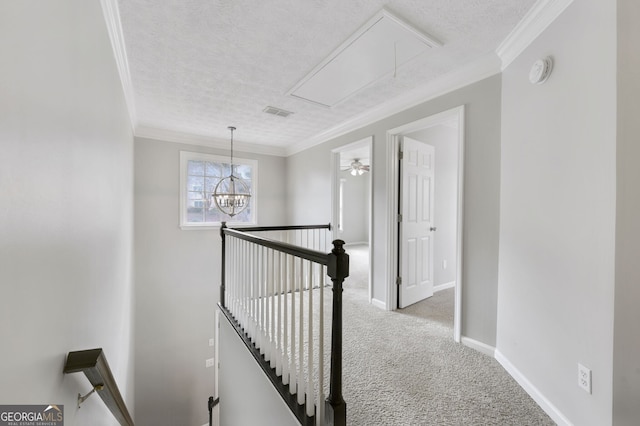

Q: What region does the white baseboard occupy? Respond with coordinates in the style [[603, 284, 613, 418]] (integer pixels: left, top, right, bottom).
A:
[[371, 298, 387, 310], [494, 350, 572, 426], [434, 281, 455, 292], [344, 241, 368, 247], [461, 336, 496, 357]]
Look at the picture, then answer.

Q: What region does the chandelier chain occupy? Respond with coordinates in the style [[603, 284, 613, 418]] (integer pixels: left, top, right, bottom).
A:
[[228, 126, 236, 175]]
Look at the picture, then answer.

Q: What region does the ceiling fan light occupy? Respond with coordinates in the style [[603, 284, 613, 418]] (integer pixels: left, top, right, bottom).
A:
[[351, 168, 357, 176]]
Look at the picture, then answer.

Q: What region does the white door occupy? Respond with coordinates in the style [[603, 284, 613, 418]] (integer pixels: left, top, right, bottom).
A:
[[399, 136, 435, 308]]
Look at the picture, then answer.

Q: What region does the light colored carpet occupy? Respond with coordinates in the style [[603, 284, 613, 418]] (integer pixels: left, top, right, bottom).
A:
[[341, 244, 554, 425]]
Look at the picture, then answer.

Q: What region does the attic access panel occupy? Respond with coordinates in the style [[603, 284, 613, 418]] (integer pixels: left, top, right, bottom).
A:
[[287, 9, 441, 108]]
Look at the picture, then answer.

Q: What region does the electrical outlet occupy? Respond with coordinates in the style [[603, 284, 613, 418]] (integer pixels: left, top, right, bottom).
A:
[[578, 363, 592, 394], [442, 260, 447, 270], [209, 338, 215, 347], [206, 358, 215, 368]]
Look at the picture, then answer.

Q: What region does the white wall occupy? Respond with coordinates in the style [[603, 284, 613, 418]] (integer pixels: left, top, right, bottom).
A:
[[0, 1, 135, 424], [613, 0, 640, 424], [218, 313, 299, 426], [407, 125, 458, 288], [287, 75, 502, 346], [133, 137, 287, 425], [497, 1, 616, 425], [339, 170, 369, 244]]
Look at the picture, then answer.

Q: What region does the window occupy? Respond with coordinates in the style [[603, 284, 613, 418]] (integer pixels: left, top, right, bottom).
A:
[[180, 151, 257, 228]]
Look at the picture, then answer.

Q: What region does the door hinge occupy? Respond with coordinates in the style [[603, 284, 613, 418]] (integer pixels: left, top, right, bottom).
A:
[[396, 276, 402, 286], [397, 214, 402, 222], [398, 150, 404, 160]]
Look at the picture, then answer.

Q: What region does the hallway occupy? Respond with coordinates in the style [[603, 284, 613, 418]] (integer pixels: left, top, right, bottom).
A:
[[341, 244, 553, 425]]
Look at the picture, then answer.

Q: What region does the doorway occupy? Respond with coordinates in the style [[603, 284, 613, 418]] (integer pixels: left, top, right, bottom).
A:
[[331, 137, 373, 302], [386, 106, 465, 342]]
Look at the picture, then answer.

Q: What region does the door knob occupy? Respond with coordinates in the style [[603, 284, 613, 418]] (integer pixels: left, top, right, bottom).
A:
[[430, 227, 437, 231]]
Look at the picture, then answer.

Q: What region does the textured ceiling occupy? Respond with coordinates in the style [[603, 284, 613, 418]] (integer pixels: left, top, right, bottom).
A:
[[117, 0, 536, 150]]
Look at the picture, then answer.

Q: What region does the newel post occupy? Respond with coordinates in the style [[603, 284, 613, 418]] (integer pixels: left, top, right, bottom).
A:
[[220, 221, 227, 307], [326, 239, 349, 426]]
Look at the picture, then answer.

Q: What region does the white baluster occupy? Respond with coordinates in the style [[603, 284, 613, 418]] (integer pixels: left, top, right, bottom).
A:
[[317, 263, 325, 426], [259, 246, 265, 355], [228, 236, 232, 310], [227, 237, 233, 312], [243, 240, 249, 330], [264, 247, 268, 353], [234, 238, 239, 317], [253, 244, 259, 347], [275, 251, 282, 376], [306, 260, 315, 417], [232, 238, 238, 315], [231, 237, 237, 318], [297, 257, 305, 406], [241, 240, 247, 337], [269, 249, 276, 367], [289, 255, 296, 395], [282, 252, 289, 385]]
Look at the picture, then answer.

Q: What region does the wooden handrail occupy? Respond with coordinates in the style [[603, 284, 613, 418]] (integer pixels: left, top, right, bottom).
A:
[[231, 223, 331, 232], [220, 222, 333, 312], [222, 228, 330, 265], [63, 348, 134, 426]]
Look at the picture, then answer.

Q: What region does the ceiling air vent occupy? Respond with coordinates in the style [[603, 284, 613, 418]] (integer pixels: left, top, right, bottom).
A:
[[263, 106, 293, 118]]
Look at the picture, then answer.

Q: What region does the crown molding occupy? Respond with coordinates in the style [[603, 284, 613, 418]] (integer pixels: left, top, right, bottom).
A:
[[135, 126, 288, 157], [286, 52, 501, 157], [100, 0, 137, 129], [496, 0, 574, 70]]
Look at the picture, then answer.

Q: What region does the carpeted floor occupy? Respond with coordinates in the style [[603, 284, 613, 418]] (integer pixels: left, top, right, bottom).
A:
[[341, 244, 554, 425]]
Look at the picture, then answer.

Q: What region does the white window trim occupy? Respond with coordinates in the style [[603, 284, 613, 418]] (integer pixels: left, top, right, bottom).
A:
[[179, 151, 258, 229]]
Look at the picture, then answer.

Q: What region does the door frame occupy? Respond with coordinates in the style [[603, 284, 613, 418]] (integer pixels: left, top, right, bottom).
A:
[[331, 136, 374, 302], [385, 106, 465, 342]]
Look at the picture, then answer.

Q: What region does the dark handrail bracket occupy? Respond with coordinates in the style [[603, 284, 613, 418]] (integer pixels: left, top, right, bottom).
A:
[[208, 396, 219, 426], [77, 383, 104, 408], [63, 348, 134, 426]]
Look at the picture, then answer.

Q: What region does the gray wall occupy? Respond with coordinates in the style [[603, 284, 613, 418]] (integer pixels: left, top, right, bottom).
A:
[[613, 0, 640, 423], [407, 125, 459, 288], [287, 75, 502, 346], [0, 1, 135, 424], [497, 1, 616, 425], [133, 137, 286, 425], [219, 315, 299, 426], [339, 170, 369, 244]]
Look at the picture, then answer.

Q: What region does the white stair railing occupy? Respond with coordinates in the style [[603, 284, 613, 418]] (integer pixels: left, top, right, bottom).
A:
[[219, 223, 347, 426]]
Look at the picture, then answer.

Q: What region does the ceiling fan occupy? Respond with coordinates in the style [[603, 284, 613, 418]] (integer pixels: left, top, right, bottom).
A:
[[342, 159, 370, 176]]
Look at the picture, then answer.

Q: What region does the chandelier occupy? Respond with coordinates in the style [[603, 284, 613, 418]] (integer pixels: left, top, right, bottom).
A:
[[212, 126, 251, 217]]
